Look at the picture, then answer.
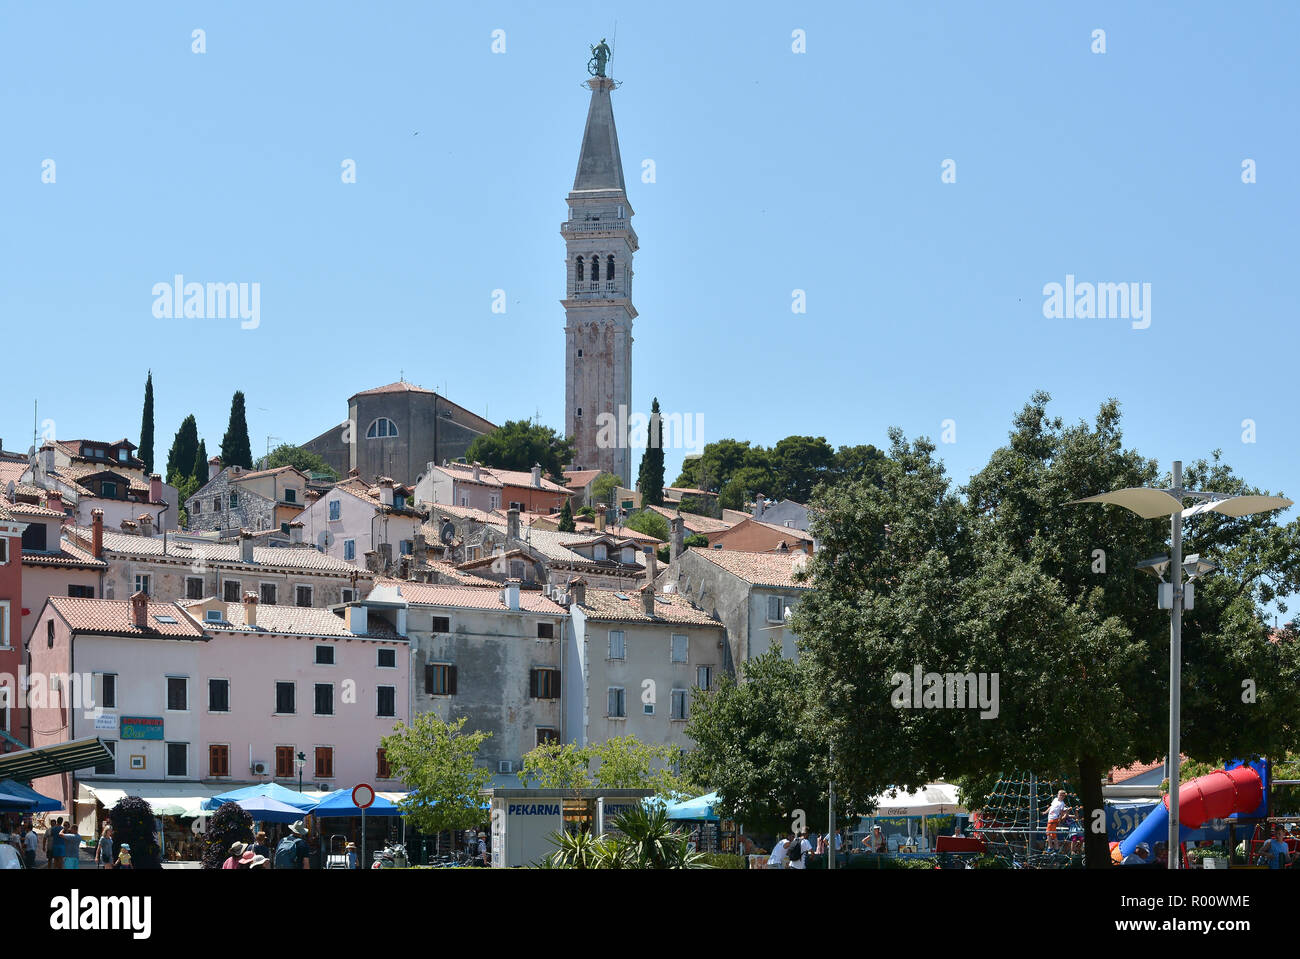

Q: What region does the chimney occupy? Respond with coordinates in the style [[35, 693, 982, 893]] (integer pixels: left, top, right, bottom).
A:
[[130, 591, 149, 629], [365, 550, 382, 574], [345, 603, 368, 635], [507, 507, 520, 541], [240, 529, 255, 564], [378, 477, 394, 507], [208, 456, 222, 482], [289, 521, 303, 545], [413, 532, 427, 563], [644, 545, 657, 587], [149, 473, 163, 503], [531, 464, 541, 488], [503, 579, 521, 612], [670, 516, 684, 563], [40, 446, 55, 474], [641, 584, 655, 615], [472, 461, 481, 482], [753, 494, 766, 519], [569, 578, 586, 607], [46, 489, 63, 514], [92, 508, 104, 558], [596, 511, 606, 533], [242, 590, 258, 628], [137, 513, 154, 538], [120, 519, 138, 534]]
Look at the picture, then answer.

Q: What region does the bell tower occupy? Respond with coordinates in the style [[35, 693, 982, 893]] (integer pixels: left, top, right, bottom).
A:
[[562, 67, 636, 488]]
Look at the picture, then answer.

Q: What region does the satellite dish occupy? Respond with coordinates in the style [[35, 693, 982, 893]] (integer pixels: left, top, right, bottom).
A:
[[439, 521, 457, 546], [317, 530, 335, 550], [4, 480, 14, 501]]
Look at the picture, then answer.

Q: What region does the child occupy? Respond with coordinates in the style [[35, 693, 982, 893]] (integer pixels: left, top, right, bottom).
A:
[[116, 842, 133, 869]]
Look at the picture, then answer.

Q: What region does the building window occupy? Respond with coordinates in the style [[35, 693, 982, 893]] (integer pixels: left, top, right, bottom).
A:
[[767, 595, 785, 623], [671, 634, 689, 663], [607, 687, 626, 718], [95, 740, 117, 776], [671, 688, 688, 720], [22, 523, 47, 551], [68, 585, 94, 598], [536, 728, 560, 747], [366, 418, 399, 439], [260, 583, 277, 605], [400, 540, 412, 556], [102, 673, 116, 709], [101, 481, 118, 499], [314, 683, 334, 716], [296, 585, 313, 608], [575, 256, 584, 282], [430, 616, 450, 633], [134, 574, 151, 597], [205, 610, 223, 623], [186, 577, 204, 600], [118, 449, 129, 462], [193, 499, 201, 514], [377, 748, 391, 779], [315, 645, 335, 665], [0, 539, 7, 564], [315, 746, 335, 779], [166, 676, 188, 711], [377, 648, 396, 668], [591, 256, 600, 282], [341, 588, 356, 603], [697, 665, 713, 690], [425, 663, 456, 696], [377, 685, 396, 718], [344, 540, 356, 562], [213, 498, 221, 513], [0, 602, 8, 649], [223, 580, 241, 602], [329, 500, 341, 521], [593, 544, 607, 561], [284, 489, 297, 504], [166, 742, 188, 777], [607, 255, 615, 280], [608, 630, 625, 660], [208, 678, 229, 712], [530, 668, 560, 700], [275, 745, 295, 778], [275, 682, 295, 714], [576, 408, 582, 418], [537, 622, 554, 639], [209, 744, 230, 777], [510, 559, 525, 580], [46, 619, 53, 648], [576, 349, 583, 358]]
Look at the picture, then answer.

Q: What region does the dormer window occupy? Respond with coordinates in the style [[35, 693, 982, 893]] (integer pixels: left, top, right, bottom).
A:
[[622, 547, 634, 564], [118, 449, 128, 462], [593, 544, 607, 561]]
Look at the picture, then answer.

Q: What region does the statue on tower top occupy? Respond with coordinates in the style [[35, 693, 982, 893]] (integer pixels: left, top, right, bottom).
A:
[[588, 38, 611, 77]]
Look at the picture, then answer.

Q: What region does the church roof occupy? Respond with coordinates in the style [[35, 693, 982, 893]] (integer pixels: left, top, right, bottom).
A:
[[572, 78, 626, 193]]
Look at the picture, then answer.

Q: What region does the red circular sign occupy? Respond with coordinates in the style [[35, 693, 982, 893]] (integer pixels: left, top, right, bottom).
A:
[[352, 783, 376, 809]]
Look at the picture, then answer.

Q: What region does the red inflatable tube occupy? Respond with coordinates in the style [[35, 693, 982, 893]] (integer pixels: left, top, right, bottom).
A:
[[1166, 765, 1263, 830]]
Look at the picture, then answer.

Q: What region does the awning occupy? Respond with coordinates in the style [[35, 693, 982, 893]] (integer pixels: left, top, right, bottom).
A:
[[862, 783, 966, 818], [202, 782, 318, 814], [311, 787, 406, 818], [0, 778, 61, 811], [81, 781, 233, 818], [0, 737, 112, 782], [664, 791, 721, 821]]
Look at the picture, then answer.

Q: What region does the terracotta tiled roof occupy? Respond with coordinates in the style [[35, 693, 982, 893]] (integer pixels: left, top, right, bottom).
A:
[[1107, 760, 1166, 784], [578, 588, 722, 627], [420, 560, 499, 587], [512, 528, 647, 568], [563, 469, 603, 489], [182, 601, 401, 639], [422, 503, 504, 525], [3, 499, 66, 519], [645, 505, 734, 535], [690, 547, 811, 589], [351, 380, 436, 397], [375, 579, 565, 614], [22, 537, 109, 569], [752, 519, 815, 541], [48, 597, 205, 638], [66, 526, 371, 574], [230, 466, 306, 482], [439, 461, 572, 495], [665, 487, 714, 497]]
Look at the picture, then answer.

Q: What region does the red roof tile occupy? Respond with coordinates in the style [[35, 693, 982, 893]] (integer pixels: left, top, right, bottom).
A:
[[48, 597, 205, 638]]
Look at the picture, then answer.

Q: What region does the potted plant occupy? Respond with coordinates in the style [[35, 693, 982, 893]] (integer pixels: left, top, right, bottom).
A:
[[1202, 849, 1230, 870]]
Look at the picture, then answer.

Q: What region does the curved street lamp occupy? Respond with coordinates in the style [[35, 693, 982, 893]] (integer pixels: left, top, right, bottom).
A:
[[1071, 460, 1291, 869]]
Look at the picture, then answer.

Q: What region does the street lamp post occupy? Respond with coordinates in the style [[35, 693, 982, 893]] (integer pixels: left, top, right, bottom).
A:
[[1072, 463, 1291, 869], [296, 751, 306, 793]]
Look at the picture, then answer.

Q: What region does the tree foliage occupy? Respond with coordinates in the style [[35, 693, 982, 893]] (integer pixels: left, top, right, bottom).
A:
[[673, 435, 883, 505], [557, 499, 576, 532], [590, 472, 620, 507], [518, 735, 696, 797], [263, 443, 338, 479], [545, 806, 709, 869], [200, 801, 254, 869], [138, 371, 154, 474], [623, 509, 668, 542], [109, 796, 162, 869], [382, 714, 493, 835], [465, 419, 573, 480], [636, 397, 665, 506], [165, 414, 200, 484], [220, 390, 253, 470]]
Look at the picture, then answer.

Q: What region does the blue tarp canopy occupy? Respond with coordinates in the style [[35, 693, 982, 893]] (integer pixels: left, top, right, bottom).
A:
[[234, 795, 310, 823], [664, 791, 721, 821], [0, 778, 61, 812], [311, 788, 406, 818], [202, 782, 318, 813]]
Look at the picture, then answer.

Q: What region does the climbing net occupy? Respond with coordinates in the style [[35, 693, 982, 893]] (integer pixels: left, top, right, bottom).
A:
[[975, 774, 1085, 867]]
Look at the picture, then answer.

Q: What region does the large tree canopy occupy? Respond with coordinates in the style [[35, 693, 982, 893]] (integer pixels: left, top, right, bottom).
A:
[[674, 435, 884, 507], [465, 419, 573, 480]]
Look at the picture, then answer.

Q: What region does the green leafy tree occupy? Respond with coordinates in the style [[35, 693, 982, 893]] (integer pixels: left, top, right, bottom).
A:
[[517, 741, 592, 790], [831, 443, 887, 488], [109, 796, 162, 869], [191, 439, 208, 490], [465, 419, 574, 479], [675, 456, 702, 490], [165, 414, 200, 483], [263, 443, 338, 479], [719, 465, 775, 512], [589, 735, 697, 797], [590, 472, 620, 507], [382, 714, 492, 840], [138, 371, 155, 474], [623, 509, 669, 542], [677, 495, 716, 518], [684, 534, 709, 549], [770, 435, 835, 502], [637, 397, 666, 506], [200, 800, 254, 869], [220, 390, 253, 469], [557, 499, 576, 532], [170, 469, 200, 527]]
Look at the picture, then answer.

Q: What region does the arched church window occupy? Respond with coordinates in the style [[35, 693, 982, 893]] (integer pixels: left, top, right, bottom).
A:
[[575, 256, 584, 281], [607, 255, 615, 280], [591, 256, 600, 282], [366, 417, 399, 439]]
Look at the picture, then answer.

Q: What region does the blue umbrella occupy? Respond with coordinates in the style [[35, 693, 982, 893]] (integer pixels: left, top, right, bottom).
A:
[[665, 791, 720, 821], [235, 795, 309, 823], [203, 782, 318, 813], [0, 779, 61, 812], [310, 787, 406, 818]]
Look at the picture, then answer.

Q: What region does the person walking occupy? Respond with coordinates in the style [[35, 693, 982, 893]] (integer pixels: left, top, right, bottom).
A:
[[787, 830, 813, 870], [251, 831, 272, 860], [96, 824, 115, 870], [48, 817, 65, 869], [274, 821, 312, 869], [116, 843, 132, 869], [475, 831, 489, 867], [23, 825, 38, 869]]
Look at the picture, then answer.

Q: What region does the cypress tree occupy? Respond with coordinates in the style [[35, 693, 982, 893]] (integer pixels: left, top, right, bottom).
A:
[[139, 371, 155, 473], [220, 391, 253, 470], [636, 397, 665, 507], [557, 498, 576, 532], [166, 415, 199, 482], [192, 439, 208, 487]]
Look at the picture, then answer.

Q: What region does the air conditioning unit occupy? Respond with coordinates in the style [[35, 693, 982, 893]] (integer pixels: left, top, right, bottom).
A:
[[251, 760, 268, 775], [497, 760, 514, 774]]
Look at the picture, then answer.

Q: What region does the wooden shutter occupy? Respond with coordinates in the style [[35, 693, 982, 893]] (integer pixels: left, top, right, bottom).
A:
[[424, 664, 433, 694], [447, 665, 457, 695], [529, 669, 539, 698]]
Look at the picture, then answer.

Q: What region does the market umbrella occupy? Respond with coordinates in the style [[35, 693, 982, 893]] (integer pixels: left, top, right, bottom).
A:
[[235, 795, 310, 823], [202, 782, 318, 813], [665, 791, 721, 821], [0, 778, 61, 812], [310, 787, 406, 818]]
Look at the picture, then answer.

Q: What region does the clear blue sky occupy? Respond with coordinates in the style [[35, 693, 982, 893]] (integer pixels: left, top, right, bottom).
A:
[[2, 3, 1296, 588]]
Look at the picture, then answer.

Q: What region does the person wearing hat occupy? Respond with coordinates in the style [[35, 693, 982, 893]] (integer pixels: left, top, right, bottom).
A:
[[474, 831, 489, 867], [248, 853, 270, 869], [116, 843, 132, 869], [1122, 842, 1151, 865], [222, 841, 247, 869], [274, 821, 312, 870], [237, 848, 259, 869], [346, 842, 358, 870]]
